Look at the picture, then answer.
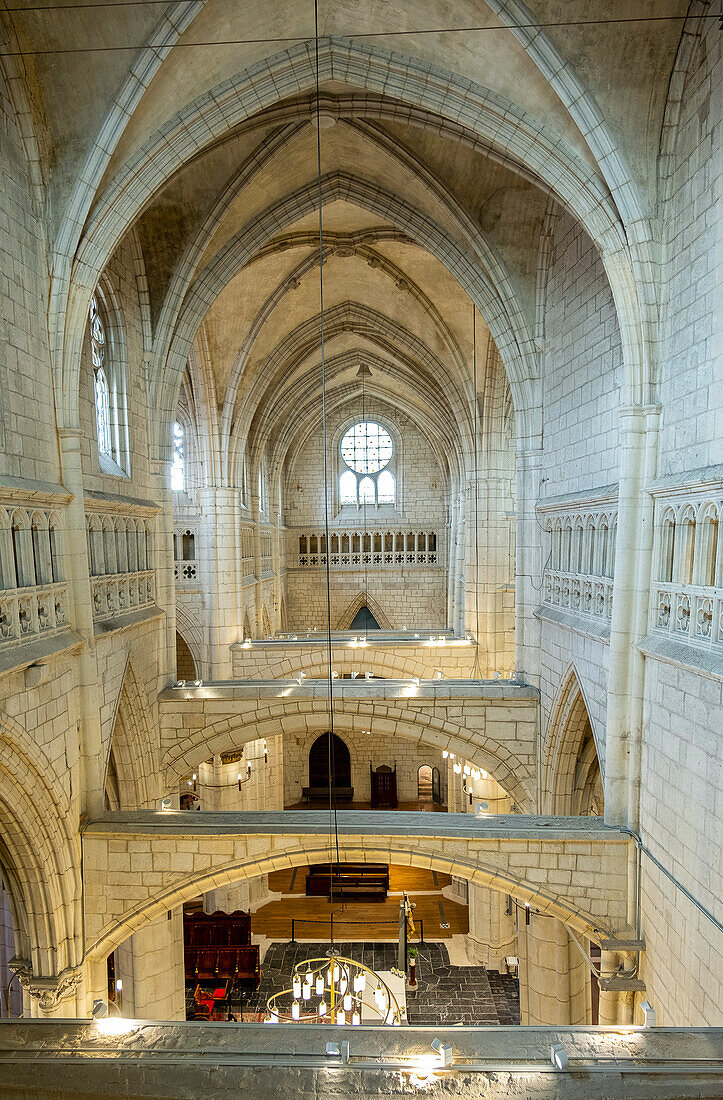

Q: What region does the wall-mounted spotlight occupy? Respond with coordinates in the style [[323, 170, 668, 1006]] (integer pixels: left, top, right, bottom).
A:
[[431, 1038, 453, 1067], [176, 680, 185, 688], [159, 796, 173, 811], [640, 1000, 656, 1028], [194, 679, 202, 687], [525, 901, 531, 925], [326, 1040, 350, 1063], [550, 1043, 569, 1070]]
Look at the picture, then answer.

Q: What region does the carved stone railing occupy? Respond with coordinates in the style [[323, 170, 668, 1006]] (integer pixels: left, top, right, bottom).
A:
[[295, 528, 441, 569], [543, 569, 614, 621], [91, 570, 155, 623], [652, 582, 722, 650], [0, 581, 70, 648]]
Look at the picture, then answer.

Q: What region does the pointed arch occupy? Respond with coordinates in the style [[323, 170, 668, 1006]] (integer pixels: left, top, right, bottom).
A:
[[337, 591, 392, 631], [0, 714, 81, 980], [543, 667, 603, 815], [175, 603, 205, 676], [175, 631, 197, 682], [105, 663, 159, 810]]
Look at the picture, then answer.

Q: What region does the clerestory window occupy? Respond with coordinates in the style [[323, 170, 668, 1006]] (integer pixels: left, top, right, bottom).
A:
[[171, 421, 185, 491], [89, 291, 129, 475]]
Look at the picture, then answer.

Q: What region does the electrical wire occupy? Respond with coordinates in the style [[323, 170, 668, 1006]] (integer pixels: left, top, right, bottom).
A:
[[0, 13, 712, 58], [472, 301, 481, 679], [313, 0, 341, 911]]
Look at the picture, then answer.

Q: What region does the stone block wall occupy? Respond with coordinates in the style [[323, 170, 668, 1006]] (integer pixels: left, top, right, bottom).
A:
[[0, 78, 58, 485], [657, 18, 722, 477], [285, 567, 448, 630], [282, 725, 447, 807], [231, 638, 479, 679], [283, 395, 449, 628], [638, 657, 723, 1025], [540, 212, 623, 498]]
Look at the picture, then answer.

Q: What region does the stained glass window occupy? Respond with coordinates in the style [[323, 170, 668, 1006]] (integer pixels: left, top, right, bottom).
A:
[[339, 421, 395, 506], [89, 294, 106, 369], [338, 420, 393, 506], [340, 421, 392, 473]]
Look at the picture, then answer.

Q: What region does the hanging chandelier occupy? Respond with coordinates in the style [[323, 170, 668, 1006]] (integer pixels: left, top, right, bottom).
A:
[[265, 954, 403, 1026]]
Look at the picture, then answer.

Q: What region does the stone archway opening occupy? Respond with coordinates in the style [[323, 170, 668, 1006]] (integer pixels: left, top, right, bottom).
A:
[[545, 671, 604, 817], [308, 733, 352, 790], [175, 631, 197, 681]]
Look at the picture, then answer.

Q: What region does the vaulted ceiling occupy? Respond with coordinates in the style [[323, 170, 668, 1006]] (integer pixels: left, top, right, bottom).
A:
[[0, 0, 694, 476]]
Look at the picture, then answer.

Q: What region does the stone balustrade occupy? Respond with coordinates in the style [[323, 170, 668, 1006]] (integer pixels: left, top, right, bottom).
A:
[[292, 527, 442, 569], [652, 581, 722, 650], [544, 569, 614, 621], [0, 580, 70, 648], [91, 570, 155, 623]]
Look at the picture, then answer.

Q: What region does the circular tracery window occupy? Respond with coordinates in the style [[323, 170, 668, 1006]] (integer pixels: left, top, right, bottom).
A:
[[340, 421, 393, 473]]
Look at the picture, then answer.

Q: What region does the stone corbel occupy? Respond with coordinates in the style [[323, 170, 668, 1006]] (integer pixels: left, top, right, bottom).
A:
[[9, 958, 82, 1011]]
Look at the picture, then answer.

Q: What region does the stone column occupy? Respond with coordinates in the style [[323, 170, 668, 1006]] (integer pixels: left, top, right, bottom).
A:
[[515, 444, 544, 689], [518, 914, 579, 1025], [57, 428, 104, 817], [150, 457, 176, 688], [115, 910, 185, 1020], [200, 736, 283, 914], [598, 950, 636, 1025], [465, 472, 515, 678], [197, 487, 240, 678], [467, 885, 516, 971], [605, 406, 659, 830], [0, 882, 22, 1017]]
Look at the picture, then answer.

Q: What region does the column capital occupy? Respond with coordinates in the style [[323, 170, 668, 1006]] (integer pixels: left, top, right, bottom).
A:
[[9, 959, 82, 1011], [618, 404, 661, 429]]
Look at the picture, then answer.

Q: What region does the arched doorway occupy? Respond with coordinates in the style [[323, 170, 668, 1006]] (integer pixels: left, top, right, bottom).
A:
[[349, 604, 380, 630], [309, 733, 351, 789], [418, 765, 442, 804], [417, 764, 432, 800]]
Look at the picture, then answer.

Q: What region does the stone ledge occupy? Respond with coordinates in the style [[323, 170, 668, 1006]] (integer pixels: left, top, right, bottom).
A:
[[84, 811, 627, 843], [636, 634, 723, 681], [0, 1020, 720, 1100], [0, 629, 84, 679], [93, 605, 164, 638], [159, 681, 539, 701], [534, 604, 610, 643]]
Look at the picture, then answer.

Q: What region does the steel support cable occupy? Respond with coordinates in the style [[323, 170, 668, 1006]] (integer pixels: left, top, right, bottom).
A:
[[314, 0, 341, 907]]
